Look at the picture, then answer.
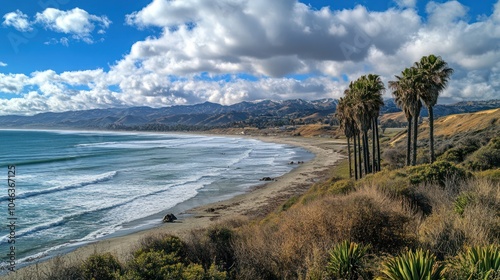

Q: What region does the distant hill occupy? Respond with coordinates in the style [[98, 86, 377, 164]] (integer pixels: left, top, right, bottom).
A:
[[0, 99, 498, 130]]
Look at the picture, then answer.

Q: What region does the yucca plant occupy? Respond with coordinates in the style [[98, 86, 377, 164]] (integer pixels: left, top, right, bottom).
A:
[[326, 240, 370, 280], [450, 245, 500, 279], [377, 249, 445, 280]]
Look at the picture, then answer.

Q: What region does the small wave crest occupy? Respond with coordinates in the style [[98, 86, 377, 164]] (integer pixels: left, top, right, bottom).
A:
[[0, 171, 117, 201]]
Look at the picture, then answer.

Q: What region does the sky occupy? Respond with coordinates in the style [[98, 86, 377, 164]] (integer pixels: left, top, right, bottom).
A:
[[0, 0, 499, 115]]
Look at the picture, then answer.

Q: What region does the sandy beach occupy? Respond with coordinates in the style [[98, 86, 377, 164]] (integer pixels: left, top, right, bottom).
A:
[[2, 135, 345, 280]]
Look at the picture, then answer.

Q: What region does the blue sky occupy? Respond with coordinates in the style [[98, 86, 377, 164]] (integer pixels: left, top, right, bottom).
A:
[[1, 0, 499, 115]]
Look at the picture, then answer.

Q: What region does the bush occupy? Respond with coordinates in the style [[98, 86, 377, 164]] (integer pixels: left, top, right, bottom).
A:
[[467, 137, 500, 171], [125, 250, 184, 280], [81, 253, 122, 280], [207, 226, 235, 272], [475, 168, 500, 182], [328, 179, 355, 195], [376, 249, 445, 280], [326, 240, 370, 280], [281, 195, 299, 211], [448, 245, 500, 279], [134, 234, 186, 261], [408, 161, 470, 187], [438, 136, 483, 164]]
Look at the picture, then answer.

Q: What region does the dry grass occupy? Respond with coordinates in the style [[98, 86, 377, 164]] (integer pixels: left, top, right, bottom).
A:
[[390, 108, 500, 146], [417, 179, 500, 259], [293, 124, 337, 137], [232, 184, 418, 279]]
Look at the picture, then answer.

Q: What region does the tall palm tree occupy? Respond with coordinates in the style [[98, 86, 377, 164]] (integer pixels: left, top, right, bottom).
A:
[[347, 75, 385, 175], [364, 74, 385, 173], [349, 79, 371, 175], [389, 67, 422, 166], [415, 55, 454, 163], [336, 96, 354, 179]]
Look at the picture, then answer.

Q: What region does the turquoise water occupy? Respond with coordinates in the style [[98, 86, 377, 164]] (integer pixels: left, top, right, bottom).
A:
[[0, 129, 313, 269]]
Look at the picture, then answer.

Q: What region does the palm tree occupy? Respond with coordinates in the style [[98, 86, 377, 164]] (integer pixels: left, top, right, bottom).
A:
[[389, 67, 423, 166], [347, 75, 385, 175], [336, 96, 355, 179], [349, 79, 371, 175], [364, 74, 385, 172], [415, 55, 453, 163]]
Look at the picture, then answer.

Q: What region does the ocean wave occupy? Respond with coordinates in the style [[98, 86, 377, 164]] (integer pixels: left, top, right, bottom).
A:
[[75, 138, 210, 149], [14, 153, 97, 166], [0, 171, 118, 200], [0, 173, 211, 243]]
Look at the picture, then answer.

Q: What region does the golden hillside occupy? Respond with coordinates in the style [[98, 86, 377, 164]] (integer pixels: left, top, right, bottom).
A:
[[431, 108, 499, 137], [390, 108, 499, 145]]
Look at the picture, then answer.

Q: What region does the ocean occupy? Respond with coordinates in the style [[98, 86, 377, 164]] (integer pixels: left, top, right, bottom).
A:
[[0, 129, 313, 270]]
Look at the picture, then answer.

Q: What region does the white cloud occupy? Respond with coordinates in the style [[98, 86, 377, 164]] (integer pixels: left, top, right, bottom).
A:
[[0, 73, 29, 94], [2, 10, 33, 32], [1, 0, 500, 115], [0, 62, 7, 67], [35, 8, 111, 43], [395, 0, 417, 9]]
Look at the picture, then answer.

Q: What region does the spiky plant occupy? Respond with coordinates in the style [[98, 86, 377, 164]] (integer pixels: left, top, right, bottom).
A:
[[450, 245, 500, 279], [377, 249, 445, 280], [326, 240, 370, 280]]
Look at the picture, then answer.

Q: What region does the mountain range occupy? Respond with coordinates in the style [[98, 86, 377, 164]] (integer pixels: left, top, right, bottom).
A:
[[0, 99, 498, 130]]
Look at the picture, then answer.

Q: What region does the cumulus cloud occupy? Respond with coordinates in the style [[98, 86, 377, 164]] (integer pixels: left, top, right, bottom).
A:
[[2, 10, 33, 32], [0, 73, 29, 94], [1, 0, 500, 115], [35, 8, 111, 43], [0, 62, 7, 67], [123, 0, 421, 77], [395, 0, 417, 9]]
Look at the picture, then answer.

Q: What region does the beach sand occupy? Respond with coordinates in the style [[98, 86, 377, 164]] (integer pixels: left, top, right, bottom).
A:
[[2, 135, 345, 280]]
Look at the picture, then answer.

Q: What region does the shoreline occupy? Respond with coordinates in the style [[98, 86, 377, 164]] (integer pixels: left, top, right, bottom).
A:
[[2, 134, 345, 279]]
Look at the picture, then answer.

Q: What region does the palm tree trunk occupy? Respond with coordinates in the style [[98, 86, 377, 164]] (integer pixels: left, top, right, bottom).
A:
[[375, 118, 381, 171], [353, 133, 358, 180], [347, 136, 352, 178], [371, 119, 377, 174], [363, 131, 370, 175], [366, 132, 371, 173], [357, 133, 363, 178], [406, 117, 412, 166], [428, 106, 435, 163], [412, 113, 418, 166]]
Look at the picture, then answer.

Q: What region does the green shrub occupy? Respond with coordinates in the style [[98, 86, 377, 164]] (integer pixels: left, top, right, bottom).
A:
[[135, 234, 186, 260], [281, 195, 299, 211], [326, 240, 370, 280], [474, 169, 500, 182], [448, 245, 500, 279], [377, 249, 445, 280], [439, 148, 465, 163], [438, 137, 482, 164], [126, 250, 184, 280], [408, 161, 470, 187], [181, 263, 226, 280], [81, 252, 122, 280], [467, 137, 500, 171], [207, 226, 235, 272], [328, 179, 355, 195]]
